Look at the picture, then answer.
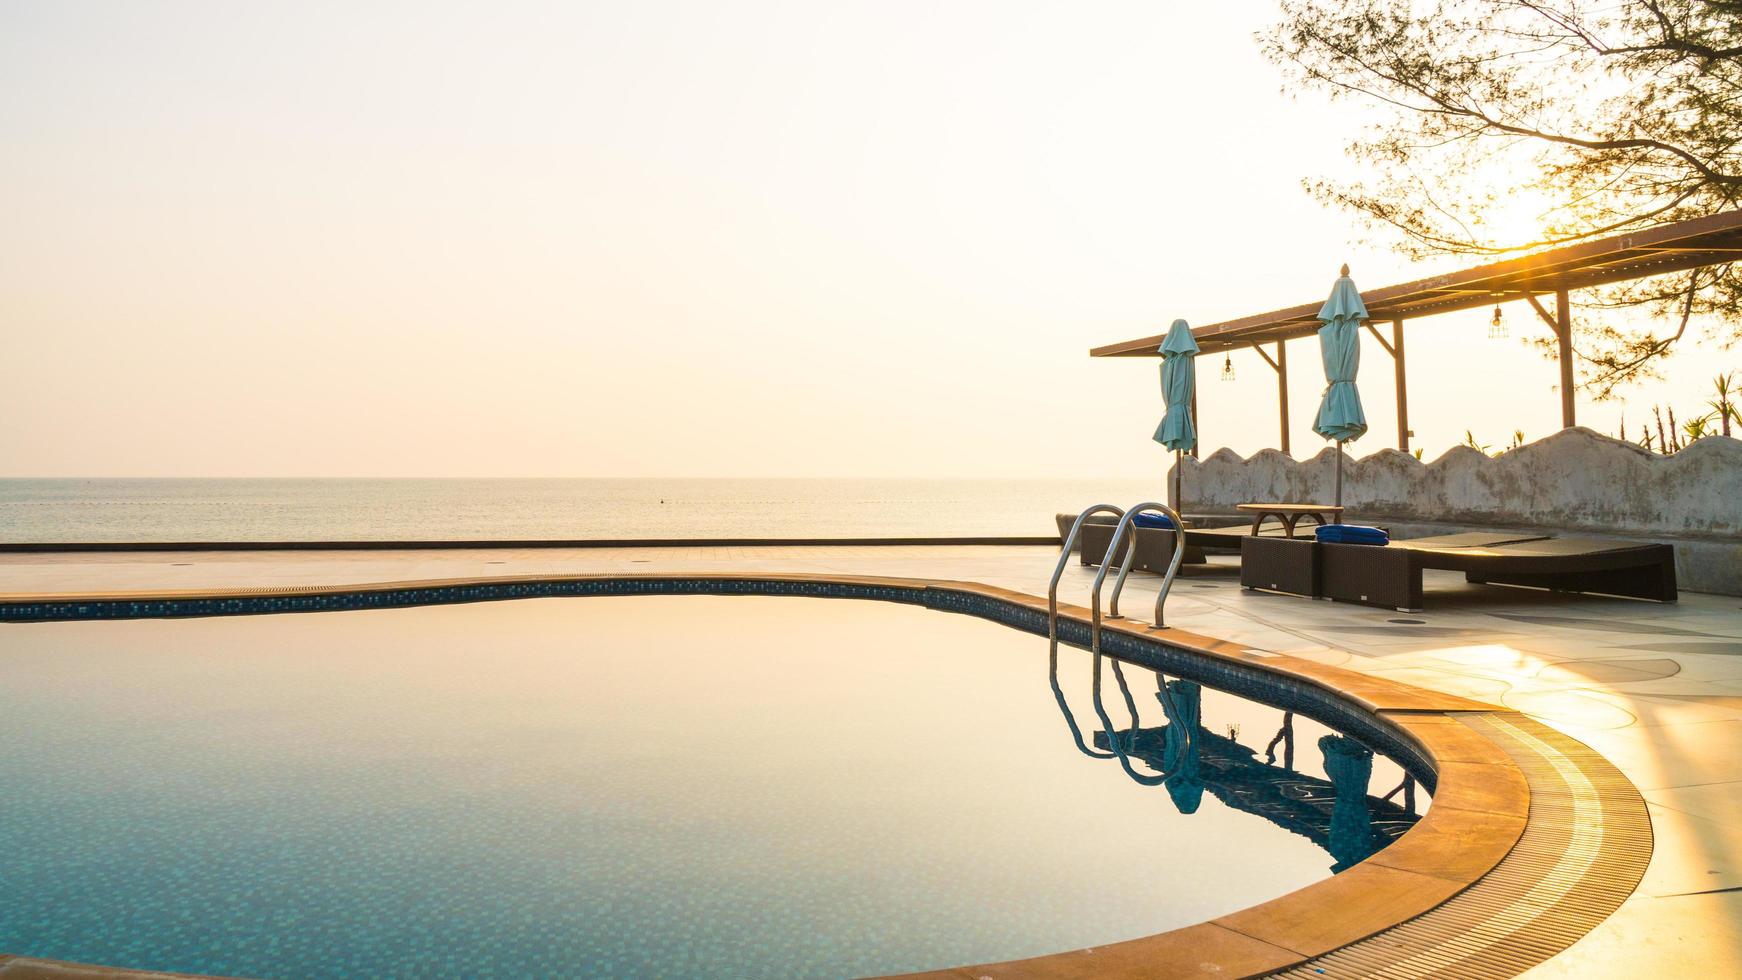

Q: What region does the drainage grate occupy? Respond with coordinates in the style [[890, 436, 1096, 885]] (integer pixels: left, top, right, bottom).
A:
[[1269, 712, 1651, 979]]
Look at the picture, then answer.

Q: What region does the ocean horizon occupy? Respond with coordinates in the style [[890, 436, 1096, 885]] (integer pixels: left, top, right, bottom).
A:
[[0, 478, 1162, 543]]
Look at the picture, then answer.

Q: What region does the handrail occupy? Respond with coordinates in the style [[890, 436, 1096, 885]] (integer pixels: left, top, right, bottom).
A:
[[1047, 503, 1127, 648], [1048, 503, 1133, 761], [1049, 501, 1188, 785], [1107, 501, 1188, 626], [1090, 502, 1187, 657]]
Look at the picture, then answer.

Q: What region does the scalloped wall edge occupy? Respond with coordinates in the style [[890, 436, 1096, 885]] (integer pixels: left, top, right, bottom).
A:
[[1171, 427, 1742, 539]]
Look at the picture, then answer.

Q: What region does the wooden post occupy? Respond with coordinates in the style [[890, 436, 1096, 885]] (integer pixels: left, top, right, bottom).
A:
[[1393, 319, 1409, 452], [1556, 287, 1576, 428], [1254, 342, 1291, 455], [1276, 341, 1290, 455]]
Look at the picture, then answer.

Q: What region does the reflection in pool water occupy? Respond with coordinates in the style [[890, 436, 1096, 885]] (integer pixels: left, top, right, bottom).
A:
[[0, 596, 1424, 979], [1052, 639, 1423, 875], [1099, 694, 1420, 871]]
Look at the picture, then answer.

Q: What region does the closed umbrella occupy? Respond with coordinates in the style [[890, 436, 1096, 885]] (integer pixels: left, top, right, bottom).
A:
[[1152, 319, 1199, 513], [1312, 265, 1369, 507]]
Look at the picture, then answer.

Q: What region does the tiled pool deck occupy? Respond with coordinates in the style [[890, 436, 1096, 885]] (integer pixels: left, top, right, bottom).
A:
[[2, 544, 1737, 978]]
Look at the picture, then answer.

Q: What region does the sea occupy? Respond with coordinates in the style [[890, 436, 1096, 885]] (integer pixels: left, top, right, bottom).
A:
[[0, 478, 1162, 543]]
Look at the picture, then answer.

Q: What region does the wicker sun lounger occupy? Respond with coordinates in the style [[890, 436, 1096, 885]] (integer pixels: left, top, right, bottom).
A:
[[1054, 512, 1205, 572], [1241, 532, 1678, 611], [1079, 520, 1209, 571], [1238, 537, 1320, 597]]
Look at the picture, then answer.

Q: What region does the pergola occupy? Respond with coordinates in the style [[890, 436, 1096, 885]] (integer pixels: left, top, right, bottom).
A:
[[1090, 210, 1742, 454]]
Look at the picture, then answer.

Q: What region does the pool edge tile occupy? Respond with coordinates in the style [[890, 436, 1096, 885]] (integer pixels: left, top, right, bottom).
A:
[[882, 922, 1306, 980], [1212, 863, 1468, 958], [1364, 805, 1527, 883]]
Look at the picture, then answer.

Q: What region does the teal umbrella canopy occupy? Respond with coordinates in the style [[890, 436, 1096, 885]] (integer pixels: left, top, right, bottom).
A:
[[1152, 319, 1199, 452], [1312, 267, 1369, 443]]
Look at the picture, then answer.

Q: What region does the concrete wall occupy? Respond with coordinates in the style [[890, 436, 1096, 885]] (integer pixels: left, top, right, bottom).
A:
[[1169, 427, 1742, 595]]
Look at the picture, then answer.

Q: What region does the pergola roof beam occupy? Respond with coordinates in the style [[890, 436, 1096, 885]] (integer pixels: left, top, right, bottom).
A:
[[1090, 209, 1742, 357]]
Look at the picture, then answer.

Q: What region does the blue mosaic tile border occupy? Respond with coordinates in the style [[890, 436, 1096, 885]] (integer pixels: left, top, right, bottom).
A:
[[0, 577, 1435, 788], [922, 587, 1437, 790], [0, 578, 928, 623]]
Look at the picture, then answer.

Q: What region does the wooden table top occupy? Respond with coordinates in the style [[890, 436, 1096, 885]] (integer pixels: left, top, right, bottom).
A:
[[1235, 503, 1343, 513]]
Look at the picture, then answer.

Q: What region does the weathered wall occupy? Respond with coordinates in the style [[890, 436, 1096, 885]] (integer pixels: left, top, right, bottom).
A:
[[1170, 427, 1742, 595]]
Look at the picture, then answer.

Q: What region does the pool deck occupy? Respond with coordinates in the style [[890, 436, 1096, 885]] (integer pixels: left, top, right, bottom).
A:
[[2, 543, 1739, 978]]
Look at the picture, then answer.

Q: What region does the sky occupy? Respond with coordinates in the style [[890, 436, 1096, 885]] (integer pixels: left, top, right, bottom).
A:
[[1, 1, 1731, 478]]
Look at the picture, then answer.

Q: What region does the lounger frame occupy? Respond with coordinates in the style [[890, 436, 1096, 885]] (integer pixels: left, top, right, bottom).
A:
[[1077, 521, 1203, 572], [1242, 534, 1678, 611], [1239, 537, 1321, 597]]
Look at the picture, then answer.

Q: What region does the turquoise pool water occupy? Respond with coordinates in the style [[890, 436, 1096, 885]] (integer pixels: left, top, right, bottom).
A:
[[0, 596, 1424, 978]]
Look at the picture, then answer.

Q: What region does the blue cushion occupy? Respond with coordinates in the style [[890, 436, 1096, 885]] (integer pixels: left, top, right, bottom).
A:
[[1131, 512, 1177, 530], [1315, 524, 1389, 545]]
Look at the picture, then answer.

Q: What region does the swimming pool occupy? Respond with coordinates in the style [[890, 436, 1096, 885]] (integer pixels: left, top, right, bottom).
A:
[[0, 594, 1427, 978]]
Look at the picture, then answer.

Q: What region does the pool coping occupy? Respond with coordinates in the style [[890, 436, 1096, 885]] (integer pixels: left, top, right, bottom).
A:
[[0, 536, 1062, 554], [0, 572, 1650, 980]]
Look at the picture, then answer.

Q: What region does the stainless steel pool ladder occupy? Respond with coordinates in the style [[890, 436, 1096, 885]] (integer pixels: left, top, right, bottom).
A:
[[1090, 503, 1190, 788], [1048, 501, 1188, 655], [1048, 503, 1123, 650], [1046, 504, 1127, 759], [1047, 502, 1192, 786]]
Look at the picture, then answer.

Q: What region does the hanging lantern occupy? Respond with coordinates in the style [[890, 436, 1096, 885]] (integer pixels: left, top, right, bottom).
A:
[[1488, 303, 1507, 340], [1220, 352, 1235, 381]]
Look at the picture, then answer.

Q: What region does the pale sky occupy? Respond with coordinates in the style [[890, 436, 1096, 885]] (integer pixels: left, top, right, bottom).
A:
[[1, 1, 1728, 478]]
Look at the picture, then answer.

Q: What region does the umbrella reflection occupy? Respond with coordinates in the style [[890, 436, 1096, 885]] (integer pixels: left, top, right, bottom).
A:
[[1159, 679, 1203, 813], [1320, 734, 1377, 872], [1058, 645, 1420, 871]]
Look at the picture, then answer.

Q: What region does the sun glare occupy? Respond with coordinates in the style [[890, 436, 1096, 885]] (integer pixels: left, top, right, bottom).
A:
[[1472, 187, 1560, 251]]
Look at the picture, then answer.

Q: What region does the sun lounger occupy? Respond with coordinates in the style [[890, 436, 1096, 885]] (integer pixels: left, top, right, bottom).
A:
[[1238, 537, 1320, 597], [1055, 512, 1205, 571], [1241, 531, 1677, 610]]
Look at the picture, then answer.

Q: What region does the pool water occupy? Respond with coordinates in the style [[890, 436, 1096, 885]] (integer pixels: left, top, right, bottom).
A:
[[0, 596, 1425, 978]]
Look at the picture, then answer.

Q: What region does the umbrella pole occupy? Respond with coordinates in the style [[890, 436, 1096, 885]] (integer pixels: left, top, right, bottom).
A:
[[1334, 441, 1344, 509], [1173, 449, 1183, 513]]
